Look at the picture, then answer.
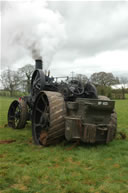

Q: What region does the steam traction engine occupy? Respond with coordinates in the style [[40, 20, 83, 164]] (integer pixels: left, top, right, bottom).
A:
[[8, 59, 117, 146]]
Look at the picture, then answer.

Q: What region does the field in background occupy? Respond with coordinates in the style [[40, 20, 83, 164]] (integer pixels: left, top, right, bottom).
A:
[[115, 95, 128, 132], [0, 96, 128, 193]]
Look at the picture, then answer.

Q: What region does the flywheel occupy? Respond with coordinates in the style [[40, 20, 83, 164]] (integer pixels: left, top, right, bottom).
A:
[[32, 91, 66, 146]]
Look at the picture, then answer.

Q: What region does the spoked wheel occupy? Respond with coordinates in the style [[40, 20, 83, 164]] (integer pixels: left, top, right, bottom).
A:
[[8, 99, 28, 129], [32, 91, 66, 146]]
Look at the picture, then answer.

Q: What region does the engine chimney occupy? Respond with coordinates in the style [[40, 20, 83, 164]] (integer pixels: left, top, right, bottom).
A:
[[35, 59, 43, 70]]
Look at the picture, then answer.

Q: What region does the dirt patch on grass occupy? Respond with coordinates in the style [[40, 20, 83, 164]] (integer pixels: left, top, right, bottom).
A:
[[0, 154, 6, 158], [11, 183, 27, 191], [0, 140, 16, 144]]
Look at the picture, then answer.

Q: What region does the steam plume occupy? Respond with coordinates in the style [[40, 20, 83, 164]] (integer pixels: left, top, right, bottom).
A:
[[1, 0, 66, 69]]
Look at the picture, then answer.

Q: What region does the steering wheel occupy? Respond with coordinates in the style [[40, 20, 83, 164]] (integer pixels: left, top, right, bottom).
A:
[[68, 80, 84, 96]]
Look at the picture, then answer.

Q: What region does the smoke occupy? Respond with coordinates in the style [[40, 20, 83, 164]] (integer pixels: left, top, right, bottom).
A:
[[1, 0, 66, 69]]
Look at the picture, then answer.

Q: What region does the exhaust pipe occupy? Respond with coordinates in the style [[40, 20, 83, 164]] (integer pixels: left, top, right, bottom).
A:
[[35, 59, 43, 70]]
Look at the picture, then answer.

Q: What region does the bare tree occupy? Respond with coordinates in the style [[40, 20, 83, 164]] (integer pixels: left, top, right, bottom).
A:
[[1, 69, 20, 96], [90, 72, 119, 86], [75, 73, 88, 85], [18, 64, 34, 93], [119, 76, 128, 87]]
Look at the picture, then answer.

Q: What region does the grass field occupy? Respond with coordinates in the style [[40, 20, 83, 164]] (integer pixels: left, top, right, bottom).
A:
[[0, 96, 128, 193]]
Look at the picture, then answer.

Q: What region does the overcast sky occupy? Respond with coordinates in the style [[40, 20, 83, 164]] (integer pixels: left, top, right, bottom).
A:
[[1, 0, 128, 78]]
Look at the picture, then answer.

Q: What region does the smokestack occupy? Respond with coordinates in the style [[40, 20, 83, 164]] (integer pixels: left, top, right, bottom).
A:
[[35, 59, 43, 70]]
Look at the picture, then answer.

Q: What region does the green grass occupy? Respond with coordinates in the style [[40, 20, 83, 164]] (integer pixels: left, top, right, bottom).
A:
[[115, 100, 128, 130], [0, 96, 128, 193]]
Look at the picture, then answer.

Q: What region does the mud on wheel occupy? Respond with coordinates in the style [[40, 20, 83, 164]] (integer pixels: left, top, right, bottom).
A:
[[109, 111, 117, 140], [32, 91, 66, 146], [8, 99, 28, 129]]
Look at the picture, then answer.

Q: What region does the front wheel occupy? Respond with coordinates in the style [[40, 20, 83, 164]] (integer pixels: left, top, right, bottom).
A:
[[8, 99, 28, 129]]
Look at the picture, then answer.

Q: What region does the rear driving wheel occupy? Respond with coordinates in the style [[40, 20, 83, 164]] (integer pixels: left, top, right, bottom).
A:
[[32, 91, 66, 146]]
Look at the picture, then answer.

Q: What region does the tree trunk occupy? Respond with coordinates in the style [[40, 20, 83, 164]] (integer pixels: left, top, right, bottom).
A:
[[122, 87, 125, 99], [10, 90, 13, 97]]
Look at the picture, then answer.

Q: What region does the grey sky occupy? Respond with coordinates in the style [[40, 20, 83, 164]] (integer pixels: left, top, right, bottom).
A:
[[1, 0, 128, 78], [48, 0, 128, 77]]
